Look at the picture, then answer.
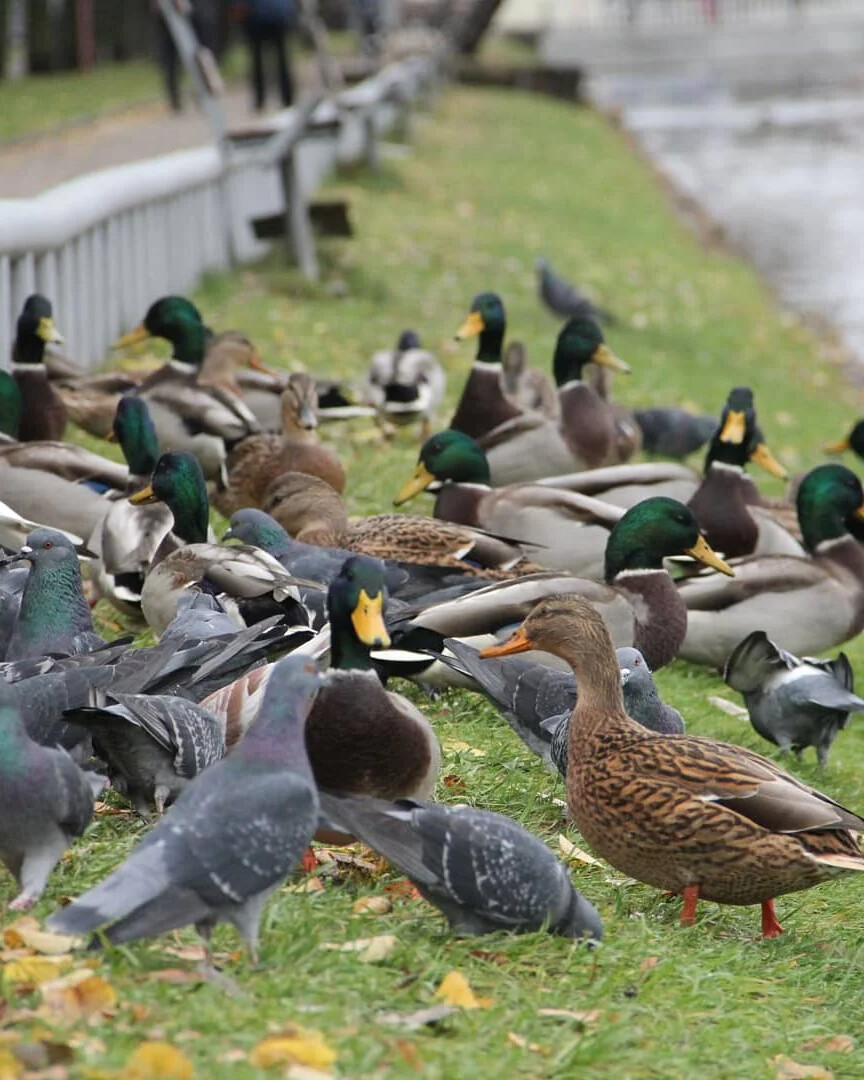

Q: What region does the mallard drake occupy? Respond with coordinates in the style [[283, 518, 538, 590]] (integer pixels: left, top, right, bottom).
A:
[[392, 496, 733, 672], [263, 471, 538, 576], [679, 464, 864, 668], [212, 372, 345, 518], [129, 451, 315, 636], [10, 295, 67, 442], [92, 397, 173, 611], [482, 593, 864, 937], [467, 316, 634, 485], [501, 341, 559, 418], [200, 556, 441, 813], [449, 292, 523, 440], [115, 296, 262, 480], [394, 428, 627, 580], [365, 330, 445, 440]]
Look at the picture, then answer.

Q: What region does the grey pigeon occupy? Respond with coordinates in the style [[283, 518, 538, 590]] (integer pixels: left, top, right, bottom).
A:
[[536, 257, 617, 326], [0, 565, 27, 661], [0, 682, 105, 909], [633, 408, 717, 459], [62, 692, 226, 816], [319, 791, 602, 941], [724, 630, 864, 768], [4, 529, 105, 660], [47, 655, 323, 961], [438, 639, 683, 778]]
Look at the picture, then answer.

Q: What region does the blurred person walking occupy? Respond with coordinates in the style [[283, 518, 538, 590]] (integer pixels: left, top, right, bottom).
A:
[[153, 0, 218, 112], [237, 0, 298, 112]]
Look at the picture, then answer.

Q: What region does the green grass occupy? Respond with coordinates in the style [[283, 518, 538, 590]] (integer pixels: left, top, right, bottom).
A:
[[5, 85, 864, 1078]]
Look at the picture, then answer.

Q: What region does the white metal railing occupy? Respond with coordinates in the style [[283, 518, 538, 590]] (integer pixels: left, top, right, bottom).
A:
[[0, 53, 441, 369], [550, 0, 863, 29]]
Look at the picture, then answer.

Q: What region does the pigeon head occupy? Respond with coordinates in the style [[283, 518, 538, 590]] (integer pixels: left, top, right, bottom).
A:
[[224, 509, 292, 556], [112, 395, 160, 480], [328, 556, 390, 671], [129, 451, 209, 544], [553, 316, 629, 386], [394, 429, 490, 505], [396, 329, 421, 351], [618, 647, 651, 687], [0, 372, 21, 439], [115, 295, 207, 366], [455, 293, 506, 362], [796, 464, 864, 554], [14, 528, 79, 567], [14, 294, 64, 365], [604, 497, 733, 581]]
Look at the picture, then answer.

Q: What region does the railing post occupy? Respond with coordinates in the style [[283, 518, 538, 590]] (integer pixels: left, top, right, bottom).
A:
[[280, 148, 319, 282]]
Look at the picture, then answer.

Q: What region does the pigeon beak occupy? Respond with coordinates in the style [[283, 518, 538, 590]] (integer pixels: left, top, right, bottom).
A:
[[480, 625, 533, 658], [455, 310, 485, 341], [394, 462, 436, 506], [619, 667, 631, 685], [5, 545, 33, 565]]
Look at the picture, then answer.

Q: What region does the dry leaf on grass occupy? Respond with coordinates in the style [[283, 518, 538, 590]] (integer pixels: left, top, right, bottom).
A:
[[0, 1048, 23, 1079], [557, 835, 601, 866], [376, 1005, 455, 1031], [3, 919, 81, 956], [8, 1039, 72, 1071], [798, 1036, 855, 1054], [40, 971, 116, 1023], [125, 1042, 193, 1080], [321, 935, 396, 963], [640, 957, 660, 973], [285, 877, 325, 894], [441, 738, 486, 758], [707, 696, 749, 718], [443, 775, 467, 791], [250, 1029, 337, 1070], [507, 1032, 544, 1053], [772, 1056, 834, 1080], [285, 1066, 335, 1080], [435, 972, 493, 1010], [3, 956, 74, 987], [352, 896, 392, 916], [143, 969, 201, 986], [537, 1008, 602, 1025], [384, 880, 421, 901]]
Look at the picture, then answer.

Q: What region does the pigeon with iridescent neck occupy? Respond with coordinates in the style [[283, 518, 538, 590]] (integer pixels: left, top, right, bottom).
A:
[[47, 655, 323, 962], [4, 529, 106, 661], [0, 682, 105, 909]]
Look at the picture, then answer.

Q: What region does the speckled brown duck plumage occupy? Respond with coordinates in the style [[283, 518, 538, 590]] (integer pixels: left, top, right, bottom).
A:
[[213, 372, 346, 518], [482, 593, 864, 937]]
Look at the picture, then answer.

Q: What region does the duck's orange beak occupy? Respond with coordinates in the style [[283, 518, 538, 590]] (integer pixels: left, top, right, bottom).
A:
[[825, 436, 850, 454], [248, 350, 279, 377], [455, 311, 484, 340], [479, 626, 533, 658], [719, 410, 746, 445], [749, 441, 787, 480]]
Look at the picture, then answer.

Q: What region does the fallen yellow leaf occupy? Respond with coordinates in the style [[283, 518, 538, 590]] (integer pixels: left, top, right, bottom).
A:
[[352, 896, 392, 916], [125, 1042, 193, 1080], [537, 1008, 602, 1024], [321, 935, 396, 963], [285, 1067, 335, 1080], [772, 1056, 834, 1080], [435, 971, 493, 1010], [40, 970, 116, 1023], [441, 738, 486, 758], [557, 835, 601, 866], [798, 1036, 855, 1055], [3, 917, 81, 956], [507, 1032, 544, 1053], [0, 1048, 22, 1079], [249, 1029, 337, 1070], [3, 956, 73, 987]]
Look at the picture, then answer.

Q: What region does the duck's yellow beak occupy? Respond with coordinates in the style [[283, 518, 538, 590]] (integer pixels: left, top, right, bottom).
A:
[[825, 436, 850, 454], [455, 311, 485, 340], [749, 442, 787, 480], [394, 462, 436, 506], [129, 484, 158, 505], [104, 428, 117, 443], [854, 504, 864, 525], [114, 323, 150, 349], [351, 589, 391, 648], [591, 343, 631, 375], [480, 626, 533, 658], [719, 410, 746, 445], [685, 535, 734, 577], [36, 317, 64, 345]]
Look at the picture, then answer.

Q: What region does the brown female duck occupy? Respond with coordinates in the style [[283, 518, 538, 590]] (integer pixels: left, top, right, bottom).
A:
[[212, 372, 346, 518], [482, 593, 864, 937]]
